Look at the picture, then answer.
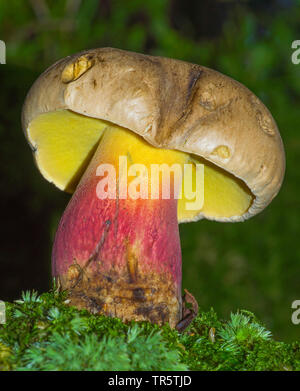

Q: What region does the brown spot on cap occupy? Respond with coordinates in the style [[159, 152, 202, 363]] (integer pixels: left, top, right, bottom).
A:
[[256, 111, 275, 136], [61, 55, 95, 83], [250, 95, 275, 136], [211, 145, 231, 159], [198, 83, 217, 111]]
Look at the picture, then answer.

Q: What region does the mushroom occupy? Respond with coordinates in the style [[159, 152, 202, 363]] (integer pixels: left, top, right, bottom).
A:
[[22, 48, 285, 328]]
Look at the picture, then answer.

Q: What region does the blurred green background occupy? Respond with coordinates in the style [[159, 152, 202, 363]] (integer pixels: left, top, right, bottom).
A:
[[0, 0, 299, 341]]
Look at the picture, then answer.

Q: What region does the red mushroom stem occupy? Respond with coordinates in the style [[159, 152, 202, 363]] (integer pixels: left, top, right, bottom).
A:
[[52, 126, 188, 327]]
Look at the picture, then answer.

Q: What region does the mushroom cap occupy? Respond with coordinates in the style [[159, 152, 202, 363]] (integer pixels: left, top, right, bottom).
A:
[[22, 47, 285, 222]]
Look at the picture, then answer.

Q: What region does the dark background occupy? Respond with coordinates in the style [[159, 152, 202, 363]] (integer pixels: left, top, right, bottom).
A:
[[0, 0, 299, 341]]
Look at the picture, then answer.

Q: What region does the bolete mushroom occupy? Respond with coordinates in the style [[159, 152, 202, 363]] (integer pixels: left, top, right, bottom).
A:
[[22, 48, 285, 329]]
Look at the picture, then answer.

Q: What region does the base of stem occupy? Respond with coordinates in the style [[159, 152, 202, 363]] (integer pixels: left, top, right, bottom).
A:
[[56, 262, 182, 328]]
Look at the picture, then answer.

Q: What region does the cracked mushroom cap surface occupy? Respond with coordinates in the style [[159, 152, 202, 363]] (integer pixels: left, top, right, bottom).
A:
[[22, 47, 285, 222]]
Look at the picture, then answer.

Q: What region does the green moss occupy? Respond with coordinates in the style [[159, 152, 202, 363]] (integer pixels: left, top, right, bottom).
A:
[[0, 290, 299, 371]]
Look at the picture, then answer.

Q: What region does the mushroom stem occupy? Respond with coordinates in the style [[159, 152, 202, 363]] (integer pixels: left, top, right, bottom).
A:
[[52, 126, 188, 327]]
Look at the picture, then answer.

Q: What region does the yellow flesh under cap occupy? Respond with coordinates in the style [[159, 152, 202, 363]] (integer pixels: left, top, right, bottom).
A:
[[27, 110, 253, 222]]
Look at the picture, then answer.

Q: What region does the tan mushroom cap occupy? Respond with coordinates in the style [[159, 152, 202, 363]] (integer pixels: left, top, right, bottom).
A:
[[22, 47, 285, 222]]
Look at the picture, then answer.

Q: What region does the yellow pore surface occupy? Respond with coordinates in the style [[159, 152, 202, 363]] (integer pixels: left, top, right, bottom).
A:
[[27, 110, 253, 222]]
